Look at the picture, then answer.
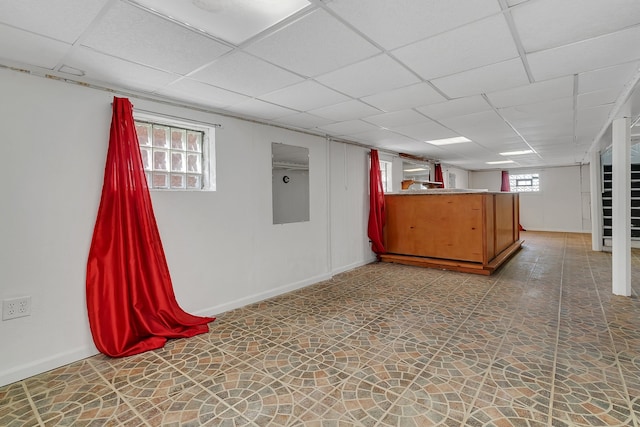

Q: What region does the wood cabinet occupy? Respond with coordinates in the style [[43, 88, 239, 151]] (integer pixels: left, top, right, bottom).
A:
[[380, 191, 522, 275]]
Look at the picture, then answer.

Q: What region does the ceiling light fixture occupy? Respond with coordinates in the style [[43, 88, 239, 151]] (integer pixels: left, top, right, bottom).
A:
[[134, 0, 310, 45], [404, 168, 427, 172], [424, 136, 470, 146], [499, 149, 534, 156], [486, 160, 515, 165]]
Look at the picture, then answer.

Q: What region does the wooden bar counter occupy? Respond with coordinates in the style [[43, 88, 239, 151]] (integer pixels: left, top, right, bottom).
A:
[[380, 190, 522, 275]]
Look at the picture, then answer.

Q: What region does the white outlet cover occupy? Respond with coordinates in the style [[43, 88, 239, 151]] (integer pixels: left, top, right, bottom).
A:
[[2, 296, 31, 320]]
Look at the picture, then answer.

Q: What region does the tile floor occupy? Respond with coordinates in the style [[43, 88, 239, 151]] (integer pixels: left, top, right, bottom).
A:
[[1, 231, 639, 426]]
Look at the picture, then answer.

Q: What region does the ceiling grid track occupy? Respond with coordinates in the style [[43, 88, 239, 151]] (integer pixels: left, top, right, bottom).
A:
[[3, 0, 640, 169], [497, 0, 535, 84]]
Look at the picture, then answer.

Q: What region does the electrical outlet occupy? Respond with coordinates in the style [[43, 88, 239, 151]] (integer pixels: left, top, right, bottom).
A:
[[2, 296, 31, 320]]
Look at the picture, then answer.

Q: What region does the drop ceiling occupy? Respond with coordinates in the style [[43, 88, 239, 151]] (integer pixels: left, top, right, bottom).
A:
[[1, 0, 640, 170]]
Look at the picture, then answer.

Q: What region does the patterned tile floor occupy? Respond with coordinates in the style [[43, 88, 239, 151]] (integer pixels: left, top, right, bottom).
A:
[[2, 231, 640, 426]]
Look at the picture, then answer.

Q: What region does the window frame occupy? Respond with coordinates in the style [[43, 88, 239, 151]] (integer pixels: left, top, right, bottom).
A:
[[379, 160, 393, 193], [134, 112, 216, 192], [509, 172, 540, 193]]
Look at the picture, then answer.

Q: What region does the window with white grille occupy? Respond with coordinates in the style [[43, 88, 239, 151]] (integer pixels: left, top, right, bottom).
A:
[[509, 173, 540, 192], [135, 118, 215, 191]]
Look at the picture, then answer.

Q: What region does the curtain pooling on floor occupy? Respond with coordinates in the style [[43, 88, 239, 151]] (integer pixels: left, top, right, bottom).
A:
[[86, 97, 214, 357]]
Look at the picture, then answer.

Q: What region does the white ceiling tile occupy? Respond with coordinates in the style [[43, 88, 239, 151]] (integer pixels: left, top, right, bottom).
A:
[[438, 110, 520, 142], [527, 25, 640, 81], [191, 52, 304, 97], [431, 58, 529, 98], [517, 121, 573, 139], [437, 142, 494, 157], [491, 142, 533, 152], [576, 104, 612, 139], [499, 97, 574, 119], [316, 54, 420, 98], [0, 25, 69, 69], [392, 120, 459, 141], [472, 138, 524, 150], [512, 0, 640, 53], [506, 0, 529, 6], [514, 127, 573, 142], [0, 0, 107, 43], [577, 88, 620, 110], [245, 9, 380, 77], [486, 76, 574, 108], [361, 83, 446, 112], [526, 136, 574, 147], [325, 0, 500, 50], [415, 96, 492, 120], [155, 78, 250, 109], [308, 100, 382, 121], [272, 112, 334, 129], [64, 47, 179, 93], [349, 129, 419, 148], [538, 143, 590, 156], [317, 120, 380, 136], [381, 140, 446, 158], [578, 61, 640, 94], [82, 1, 232, 74], [132, 0, 311, 45], [225, 99, 297, 120], [392, 14, 519, 80], [362, 109, 427, 128], [446, 159, 491, 170], [258, 80, 350, 111]]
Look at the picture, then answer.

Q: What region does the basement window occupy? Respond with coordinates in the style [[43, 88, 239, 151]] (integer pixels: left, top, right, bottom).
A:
[[509, 173, 539, 192], [380, 160, 393, 192], [134, 117, 215, 191]]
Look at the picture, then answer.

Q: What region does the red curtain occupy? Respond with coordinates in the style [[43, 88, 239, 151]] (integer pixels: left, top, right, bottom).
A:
[[86, 97, 214, 357], [367, 150, 386, 256], [501, 170, 511, 191], [434, 163, 444, 188]]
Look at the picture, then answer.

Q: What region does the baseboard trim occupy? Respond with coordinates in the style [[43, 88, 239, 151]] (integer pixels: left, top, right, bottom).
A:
[[0, 346, 98, 387], [331, 258, 376, 276], [1, 263, 376, 387], [194, 272, 334, 317]]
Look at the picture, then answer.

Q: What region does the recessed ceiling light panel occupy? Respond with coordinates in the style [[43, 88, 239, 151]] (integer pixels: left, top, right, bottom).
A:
[[486, 160, 515, 165], [499, 149, 534, 156], [424, 136, 470, 145], [133, 0, 311, 44]]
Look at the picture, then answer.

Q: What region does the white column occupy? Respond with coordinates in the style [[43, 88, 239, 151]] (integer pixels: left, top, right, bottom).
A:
[[611, 117, 631, 296], [590, 150, 603, 251]]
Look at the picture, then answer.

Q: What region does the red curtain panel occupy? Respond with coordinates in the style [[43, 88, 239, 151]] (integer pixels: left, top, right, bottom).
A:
[[434, 163, 444, 188], [86, 97, 214, 357], [367, 150, 386, 256], [501, 170, 511, 191]]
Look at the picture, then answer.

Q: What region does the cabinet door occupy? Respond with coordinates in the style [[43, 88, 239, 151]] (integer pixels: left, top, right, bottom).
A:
[[385, 194, 484, 262]]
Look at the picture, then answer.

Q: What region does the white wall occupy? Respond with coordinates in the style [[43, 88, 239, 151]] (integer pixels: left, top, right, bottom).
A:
[[388, 154, 405, 192], [0, 69, 375, 386], [469, 166, 589, 233], [441, 165, 469, 189], [469, 170, 502, 192], [329, 142, 376, 273]]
